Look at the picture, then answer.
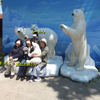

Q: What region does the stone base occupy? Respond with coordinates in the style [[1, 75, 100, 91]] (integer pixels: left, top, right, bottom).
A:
[[4, 55, 63, 77], [60, 43, 98, 83], [60, 61, 98, 83]]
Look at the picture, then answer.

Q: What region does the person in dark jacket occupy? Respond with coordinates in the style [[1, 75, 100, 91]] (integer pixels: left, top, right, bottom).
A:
[[4, 39, 24, 79], [31, 32, 41, 49], [16, 38, 34, 81], [29, 38, 49, 82], [31, 32, 39, 43]]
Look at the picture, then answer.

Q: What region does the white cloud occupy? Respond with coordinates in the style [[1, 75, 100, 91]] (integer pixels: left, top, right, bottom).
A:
[[0, 4, 2, 14], [50, 2, 58, 5], [39, 2, 48, 5]]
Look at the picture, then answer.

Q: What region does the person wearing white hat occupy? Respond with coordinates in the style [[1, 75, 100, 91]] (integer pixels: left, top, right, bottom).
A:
[[29, 38, 49, 82], [40, 38, 47, 45]]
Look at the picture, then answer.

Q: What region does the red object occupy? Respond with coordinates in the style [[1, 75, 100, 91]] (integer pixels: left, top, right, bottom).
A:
[[0, 14, 2, 19]]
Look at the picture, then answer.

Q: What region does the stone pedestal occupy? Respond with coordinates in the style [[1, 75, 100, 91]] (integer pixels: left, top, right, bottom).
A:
[[4, 55, 63, 77], [60, 43, 98, 83]]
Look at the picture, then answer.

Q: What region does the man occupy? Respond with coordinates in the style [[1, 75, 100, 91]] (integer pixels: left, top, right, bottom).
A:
[[31, 32, 39, 43]]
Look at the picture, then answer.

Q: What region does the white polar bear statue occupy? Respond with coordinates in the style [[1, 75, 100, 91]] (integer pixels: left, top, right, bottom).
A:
[[60, 8, 87, 71], [15, 25, 58, 58]]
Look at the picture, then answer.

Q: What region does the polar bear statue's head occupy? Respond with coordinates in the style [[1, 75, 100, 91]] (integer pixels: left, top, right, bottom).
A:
[[30, 24, 38, 31], [72, 8, 84, 20], [15, 26, 28, 40]]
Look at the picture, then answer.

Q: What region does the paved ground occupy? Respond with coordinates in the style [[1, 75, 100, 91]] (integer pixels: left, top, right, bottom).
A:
[[0, 67, 100, 100], [0, 38, 100, 100]]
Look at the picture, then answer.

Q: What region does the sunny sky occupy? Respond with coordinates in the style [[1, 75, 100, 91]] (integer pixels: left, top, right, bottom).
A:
[[0, 1, 2, 14]]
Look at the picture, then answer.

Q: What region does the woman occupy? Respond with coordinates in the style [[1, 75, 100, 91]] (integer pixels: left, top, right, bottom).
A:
[[29, 38, 49, 82], [16, 38, 34, 81], [4, 39, 24, 79], [26, 40, 41, 64], [16, 38, 41, 81]]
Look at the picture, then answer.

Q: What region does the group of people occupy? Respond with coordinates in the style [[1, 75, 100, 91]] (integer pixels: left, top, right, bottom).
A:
[[4, 32, 49, 82]]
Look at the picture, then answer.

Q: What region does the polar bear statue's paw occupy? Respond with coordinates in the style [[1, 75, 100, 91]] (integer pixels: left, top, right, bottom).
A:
[[76, 66, 84, 71], [60, 24, 64, 29], [67, 62, 75, 66], [26, 60, 30, 63]]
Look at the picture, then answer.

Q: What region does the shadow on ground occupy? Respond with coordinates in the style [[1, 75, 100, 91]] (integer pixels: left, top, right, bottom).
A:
[[42, 72, 100, 100], [0, 67, 5, 73], [0, 38, 6, 73]]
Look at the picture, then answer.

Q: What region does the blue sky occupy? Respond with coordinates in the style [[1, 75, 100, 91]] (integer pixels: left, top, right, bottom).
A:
[[0, 4, 2, 13], [0, 0, 2, 14]]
